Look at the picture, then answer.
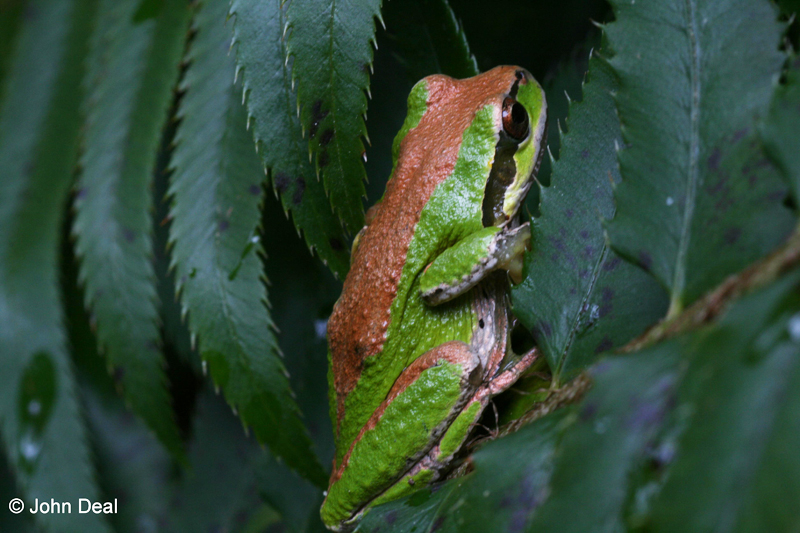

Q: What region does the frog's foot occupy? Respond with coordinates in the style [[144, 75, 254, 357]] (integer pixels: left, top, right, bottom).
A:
[[477, 345, 539, 401], [420, 223, 531, 306], [402, 347, 540, 485]]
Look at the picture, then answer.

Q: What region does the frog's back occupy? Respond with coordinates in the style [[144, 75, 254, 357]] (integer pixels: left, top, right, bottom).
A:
[[327, 66, 522, 432]]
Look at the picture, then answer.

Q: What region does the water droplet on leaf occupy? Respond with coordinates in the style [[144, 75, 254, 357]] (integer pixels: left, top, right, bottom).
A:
[[17, 352, 57, 472], [788, 313, 800, 342]]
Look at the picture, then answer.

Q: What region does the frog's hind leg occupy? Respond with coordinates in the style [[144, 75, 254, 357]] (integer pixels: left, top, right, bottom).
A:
[[367, 345, 540, 512], [337, 341, 484, 515]]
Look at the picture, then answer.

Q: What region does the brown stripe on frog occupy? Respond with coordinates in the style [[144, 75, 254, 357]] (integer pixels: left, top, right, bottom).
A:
[[326, 66, 524, 429]]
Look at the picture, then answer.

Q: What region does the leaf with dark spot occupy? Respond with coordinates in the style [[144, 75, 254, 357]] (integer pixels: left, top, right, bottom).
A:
[[594, 336, 613, 354], [318, 151, 330, 169], [320, 128, 334, 147], [293, 176, 306, 205], [329, 237, 343, 252], [286, 0, 381, 233], [273, 172, 290, 194], [229, 0, 350, 279]]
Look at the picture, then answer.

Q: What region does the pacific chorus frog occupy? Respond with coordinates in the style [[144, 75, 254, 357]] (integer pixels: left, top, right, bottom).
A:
[[321, 66, 547, 531]]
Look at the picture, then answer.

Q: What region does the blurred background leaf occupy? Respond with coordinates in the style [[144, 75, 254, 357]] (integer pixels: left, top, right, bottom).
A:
[[72, 0, 189, 461], [0, 0, 110, 530]]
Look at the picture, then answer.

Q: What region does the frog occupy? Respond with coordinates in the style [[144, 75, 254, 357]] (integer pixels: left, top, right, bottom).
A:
[[321, 66, 547, 531]]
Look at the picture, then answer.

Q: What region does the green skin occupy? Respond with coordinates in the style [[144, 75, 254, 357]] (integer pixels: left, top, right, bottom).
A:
[[322, 69, 547, 531]]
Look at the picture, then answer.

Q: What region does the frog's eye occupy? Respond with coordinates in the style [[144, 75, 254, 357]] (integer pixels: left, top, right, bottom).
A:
[[502, 97, 529, 142]]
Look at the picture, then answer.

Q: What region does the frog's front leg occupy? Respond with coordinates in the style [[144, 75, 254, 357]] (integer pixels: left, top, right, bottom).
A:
[[420, 223, 531, 305]]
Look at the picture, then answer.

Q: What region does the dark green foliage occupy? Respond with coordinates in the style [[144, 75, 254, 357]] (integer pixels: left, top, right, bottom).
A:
[[604, 0, 794, 316], [779, 0, 800, 15], [381, 0, 478, 81], [1, 0, 799, 531], [169, 0, 326, 486], [647, 274, 800, 532]]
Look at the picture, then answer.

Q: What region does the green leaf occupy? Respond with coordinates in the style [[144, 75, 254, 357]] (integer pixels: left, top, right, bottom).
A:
[[167, 391, 268, 532], [0, 0, 25, 99], [169, 0, 327, 487], [382, 0, 478, 81], [73, 0, 189, 460], [513, 52, 668, 381], [153, 125, 197, 371], [604, 0, 794, 316], [761, 58, 800, 205], [0, 0, 110, 531], [355, 411, 566, 532], [286, 0, 382, 233], [647, 272, 800, 532], [229, 0, 350, 279]]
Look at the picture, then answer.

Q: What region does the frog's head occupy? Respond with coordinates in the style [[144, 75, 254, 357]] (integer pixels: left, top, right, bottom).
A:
[[481, 67, 547, 227], [386, 67, 546, 232]]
